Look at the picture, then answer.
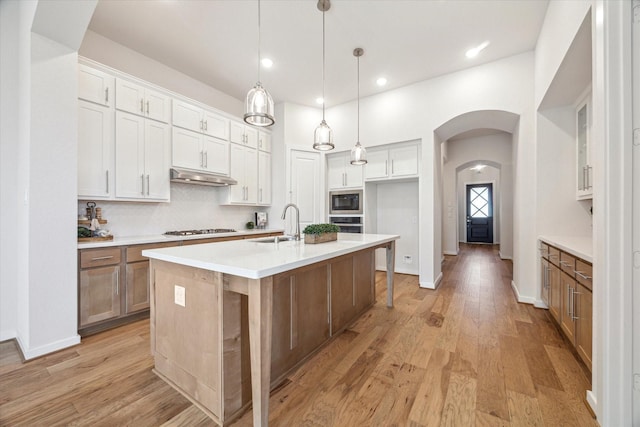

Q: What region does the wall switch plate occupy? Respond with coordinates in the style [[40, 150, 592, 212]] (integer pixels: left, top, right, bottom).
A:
[[174, 285, 186, 307], [403, 255, 413, 264]]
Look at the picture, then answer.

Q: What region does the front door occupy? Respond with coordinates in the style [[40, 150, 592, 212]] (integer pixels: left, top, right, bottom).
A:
[[466, 183, 493, 243]]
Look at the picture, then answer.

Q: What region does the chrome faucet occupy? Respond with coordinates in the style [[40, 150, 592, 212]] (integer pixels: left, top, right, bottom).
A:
[[281, 203, 301, 241]]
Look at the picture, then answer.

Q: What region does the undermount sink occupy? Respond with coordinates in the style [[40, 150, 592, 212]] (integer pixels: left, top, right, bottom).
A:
[[252, 235, 297, 243]]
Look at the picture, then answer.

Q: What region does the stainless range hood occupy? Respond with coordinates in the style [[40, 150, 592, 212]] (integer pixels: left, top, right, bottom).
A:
[[170, 168, 237, 187]]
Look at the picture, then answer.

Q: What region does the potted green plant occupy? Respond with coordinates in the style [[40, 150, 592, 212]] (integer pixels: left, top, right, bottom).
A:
[[303, 223, 340, 244]]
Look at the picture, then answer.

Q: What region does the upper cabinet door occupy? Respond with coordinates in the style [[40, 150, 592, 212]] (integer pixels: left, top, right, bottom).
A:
[[390, 145, 419, 177], [244, 127, 258, 149], [202, 136, 229, 176], [576, 91, 592, 200], [116, 79, 170, 123], [203, 111, 229, 140], [258, 131, 271, 152], [144, 120, 170, 200], [229, 121, 246, 144], [116, 79, 146, 116], [78, 100, 114, 199], [144, 88, 170, 123], [173, 100, 204, 133], [364, 150, 388, 180], [78, 64, 114, 107]]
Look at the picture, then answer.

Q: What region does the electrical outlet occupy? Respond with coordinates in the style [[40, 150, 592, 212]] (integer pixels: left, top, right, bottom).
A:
[[403, 255, 412, 264], [174, 285, 186, 307]]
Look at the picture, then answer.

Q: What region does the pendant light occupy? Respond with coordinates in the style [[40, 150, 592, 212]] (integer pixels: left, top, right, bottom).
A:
[[244, 0, 275, 127], [313, 0, 334, 151], [350, 48, 367, 165]]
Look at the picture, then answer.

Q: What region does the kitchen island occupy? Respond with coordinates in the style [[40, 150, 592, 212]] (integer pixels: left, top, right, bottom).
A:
[[143, 233, 399, 426]]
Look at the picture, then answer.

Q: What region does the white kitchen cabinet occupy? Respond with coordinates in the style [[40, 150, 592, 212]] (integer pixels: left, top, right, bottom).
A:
[[576, 91, 592, 200], [172, 99, 229, 140], [258, 131, 271, 152], [116, 79, 170, 123], [258, 151, 272, 205], [228, 143, 258, 204], [230, 121, 258, 149], [115, 111, 170, 201], [78, 64, 114, 107], [172, 127, 230, 176], [78, 100, 114, 199], [327, 152, 363, 190], [365, 143, 419, 181]]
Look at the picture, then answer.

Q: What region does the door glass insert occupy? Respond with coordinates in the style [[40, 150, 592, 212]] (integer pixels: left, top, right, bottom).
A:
[[470, 186, 490, 218]]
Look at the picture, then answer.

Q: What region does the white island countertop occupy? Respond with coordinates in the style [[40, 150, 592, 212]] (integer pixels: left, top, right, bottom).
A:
[[143, 233, 399, 279], [539, 235, 593, 262]]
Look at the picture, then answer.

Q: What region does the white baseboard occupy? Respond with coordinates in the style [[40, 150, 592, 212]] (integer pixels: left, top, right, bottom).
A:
[[0, 329, 17, 342], [443, 250, 457, 256], [586, 390, 597, 415], [510, 280, 536, 305], [499, 251, 513, 260], [533, 299, 548, 309], [19, 334, 81, 360], [420, 272, 443, 289]]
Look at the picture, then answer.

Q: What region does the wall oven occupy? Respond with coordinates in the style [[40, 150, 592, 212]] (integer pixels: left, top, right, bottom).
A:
[[329, 189, 363, 215], [329, 216, 363, 233]]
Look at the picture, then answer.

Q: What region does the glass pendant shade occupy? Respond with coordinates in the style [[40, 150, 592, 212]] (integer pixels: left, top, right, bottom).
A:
[[244, 81, 275, 126], [350, 141, 367, 165], [313, 119, 335, 151]]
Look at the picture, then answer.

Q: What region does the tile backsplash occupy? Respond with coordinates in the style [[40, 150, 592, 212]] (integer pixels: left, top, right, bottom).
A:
[[79, 183, 269, 236]]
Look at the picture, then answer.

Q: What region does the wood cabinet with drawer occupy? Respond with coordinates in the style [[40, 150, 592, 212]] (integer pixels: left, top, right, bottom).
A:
[[539, 240, 592, 371], [79, 247, 122, 328]]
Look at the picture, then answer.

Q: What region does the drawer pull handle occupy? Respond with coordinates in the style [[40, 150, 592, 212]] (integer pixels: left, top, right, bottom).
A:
[[575, 271, 592, 280], [91, 255, 114, 261]]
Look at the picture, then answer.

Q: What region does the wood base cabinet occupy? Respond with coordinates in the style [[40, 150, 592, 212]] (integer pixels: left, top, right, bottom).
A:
[[539, 240, 592, 371]]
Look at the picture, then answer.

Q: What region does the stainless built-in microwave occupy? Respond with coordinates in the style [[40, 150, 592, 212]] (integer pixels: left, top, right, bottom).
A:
[[329, 190, 363, 215]]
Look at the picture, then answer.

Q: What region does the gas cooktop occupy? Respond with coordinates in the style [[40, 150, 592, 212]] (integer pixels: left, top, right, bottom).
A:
[[164, 228, 237, 236]]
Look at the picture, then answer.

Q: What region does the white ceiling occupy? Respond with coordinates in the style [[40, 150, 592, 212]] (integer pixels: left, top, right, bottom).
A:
[[88, 0, 549, 108]]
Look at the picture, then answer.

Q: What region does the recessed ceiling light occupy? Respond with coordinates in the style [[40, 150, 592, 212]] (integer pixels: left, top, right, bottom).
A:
[[316, 97, 324, 105], [465, 41, 490, 59], [261, 58, 273, 68], [376, 77, 387, 86]]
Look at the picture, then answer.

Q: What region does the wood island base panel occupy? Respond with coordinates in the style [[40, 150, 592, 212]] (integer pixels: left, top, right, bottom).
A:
[[144, 233, 399, 426]]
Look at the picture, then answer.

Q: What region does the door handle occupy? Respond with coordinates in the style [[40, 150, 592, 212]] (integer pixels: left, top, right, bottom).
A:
[[146, 175, 150, 195], [141, 174, 145, 195]]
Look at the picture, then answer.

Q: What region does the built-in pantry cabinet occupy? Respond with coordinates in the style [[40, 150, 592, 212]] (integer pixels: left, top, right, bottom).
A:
[[539, 240, 592, 371], [575, 89, 592, 200], [77, 59, 272, 206]]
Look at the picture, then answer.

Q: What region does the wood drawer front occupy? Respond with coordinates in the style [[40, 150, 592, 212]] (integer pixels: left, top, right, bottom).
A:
[[559, 252, 576, 277], [127, 242, 177, 263], [575, 259, 593, 291], [539, 242, 549, 259], [80, 248, 121, 268], [547, 246, 560, 266]]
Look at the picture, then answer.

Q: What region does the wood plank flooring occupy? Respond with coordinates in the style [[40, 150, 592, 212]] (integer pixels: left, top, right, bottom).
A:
[[0, 244, 597, 426]]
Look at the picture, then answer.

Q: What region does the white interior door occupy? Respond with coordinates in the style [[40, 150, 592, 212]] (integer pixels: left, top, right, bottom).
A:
[[288, 149, 322, 235]]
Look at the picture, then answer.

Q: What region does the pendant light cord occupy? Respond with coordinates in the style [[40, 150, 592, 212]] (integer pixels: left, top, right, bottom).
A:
[[357, 53, 360, 143], [322, 9, 326, 121], [257, 0, 262, 84]]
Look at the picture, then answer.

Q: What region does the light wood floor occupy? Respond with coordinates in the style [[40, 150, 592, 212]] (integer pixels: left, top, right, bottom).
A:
[[0, 244, 597, 426]]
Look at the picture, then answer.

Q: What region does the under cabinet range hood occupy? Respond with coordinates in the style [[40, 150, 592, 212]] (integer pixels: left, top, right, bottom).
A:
[[170, 168, 238, 187]]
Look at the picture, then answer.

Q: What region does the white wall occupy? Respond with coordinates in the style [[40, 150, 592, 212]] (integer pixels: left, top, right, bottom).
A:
[[441, 132, 513, 258]]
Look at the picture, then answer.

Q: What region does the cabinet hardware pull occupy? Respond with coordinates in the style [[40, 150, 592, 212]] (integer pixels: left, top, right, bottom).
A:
[[146, 174, 150, 195], [204, 151, 208, 168], [260, 188, 263, 202], [391, 159, 395, 174], [575, 271, 592, 280], [105, 170, 109, 194], [91, 255, 114, 261], [141, 174, 145, 195], [200, 151, 204, 167], [200, 120, 203, 131], [105, 87, 109, 104], [140, 99, 144, 113], [385, 160, 388, 176], [204, 120, 208, 131], [146, 101, 149, 115], [572, 290, 580, 320], [115, 269, 119, 295], [587, 165, 592, 190], [567, 286, 571, 317]]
